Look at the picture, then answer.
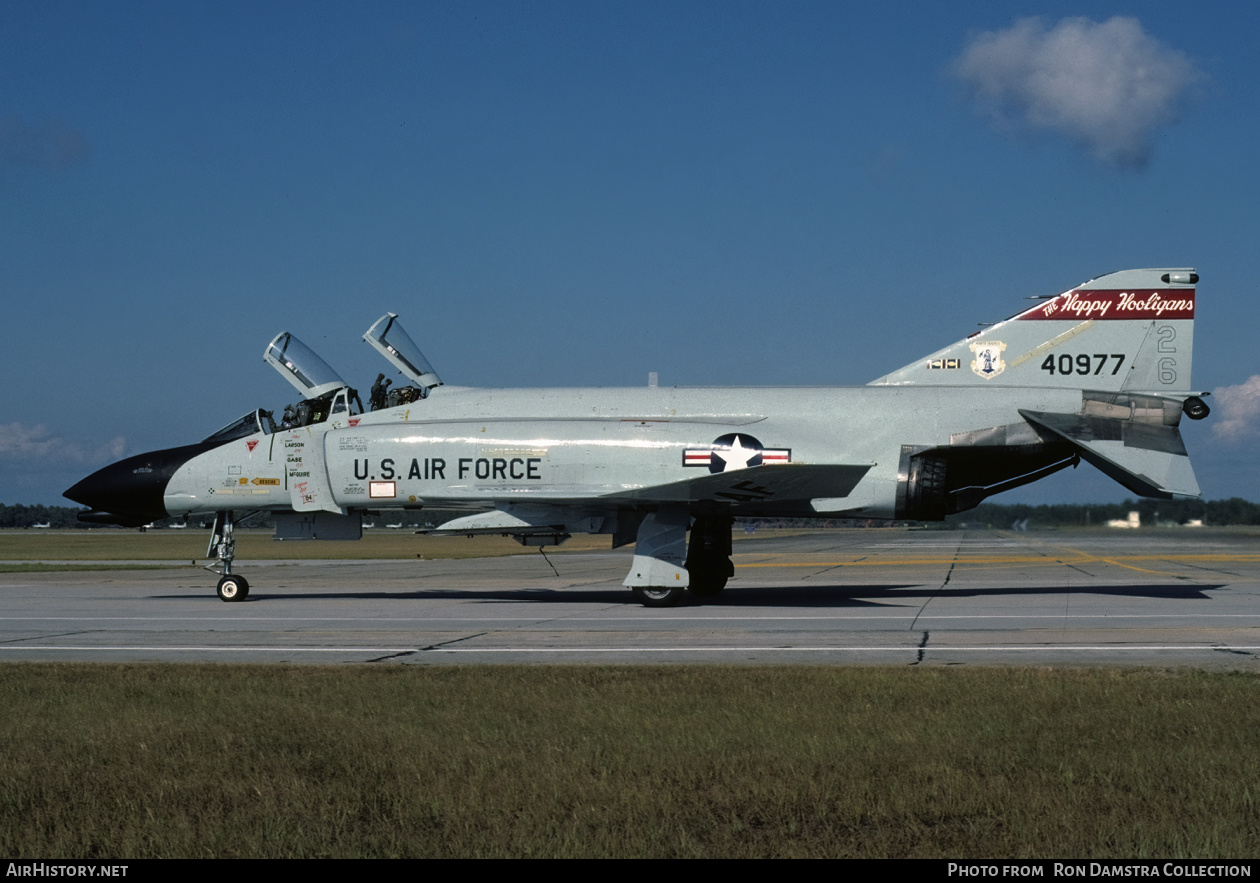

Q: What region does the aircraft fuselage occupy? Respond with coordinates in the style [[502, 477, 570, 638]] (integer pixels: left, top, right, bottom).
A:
[[158, 383, 1085, 522], [64, 269, 1208, 605]]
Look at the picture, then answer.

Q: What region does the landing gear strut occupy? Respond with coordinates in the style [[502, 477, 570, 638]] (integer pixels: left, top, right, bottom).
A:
[[623, 510, 735, 607], [625, 508, 690, 607], [686, 514, 734, 597], [207, 510, 250, 602]]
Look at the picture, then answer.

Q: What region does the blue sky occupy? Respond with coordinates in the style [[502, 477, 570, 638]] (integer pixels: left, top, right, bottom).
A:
[[2, 1, 1257, 507]]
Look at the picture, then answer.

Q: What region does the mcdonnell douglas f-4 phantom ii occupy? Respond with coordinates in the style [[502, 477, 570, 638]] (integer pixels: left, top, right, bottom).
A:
[[66, 268, 1210, 606]]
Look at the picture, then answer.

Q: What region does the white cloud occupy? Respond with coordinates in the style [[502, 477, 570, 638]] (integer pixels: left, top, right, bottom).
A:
[[953, 16, 1204, 168], [0, 423, 125, 463], [1212, 376, 1260, 443]]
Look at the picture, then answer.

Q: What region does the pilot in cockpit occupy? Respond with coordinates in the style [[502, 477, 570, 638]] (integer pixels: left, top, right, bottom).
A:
[[370, 374, 392, 411]]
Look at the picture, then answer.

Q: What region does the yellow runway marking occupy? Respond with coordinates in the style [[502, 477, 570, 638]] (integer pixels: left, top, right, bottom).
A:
[[735, 553, 1260, 570], [1093, 558, 1189, 578]]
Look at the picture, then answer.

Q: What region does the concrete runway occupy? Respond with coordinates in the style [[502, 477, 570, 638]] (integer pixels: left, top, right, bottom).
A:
[[3, 528, 1260, 667]]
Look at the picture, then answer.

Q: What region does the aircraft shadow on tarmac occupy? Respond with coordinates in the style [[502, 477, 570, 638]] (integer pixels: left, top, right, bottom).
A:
[[715, 582, 1225, 607], [154, 581, 1225, 606]]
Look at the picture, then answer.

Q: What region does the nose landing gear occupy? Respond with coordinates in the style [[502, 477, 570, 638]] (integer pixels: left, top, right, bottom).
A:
[[207, 511, 250, 602]]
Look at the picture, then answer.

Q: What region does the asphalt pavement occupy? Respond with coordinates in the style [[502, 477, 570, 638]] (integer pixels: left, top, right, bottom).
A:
[[3, 527, 1258, 667]]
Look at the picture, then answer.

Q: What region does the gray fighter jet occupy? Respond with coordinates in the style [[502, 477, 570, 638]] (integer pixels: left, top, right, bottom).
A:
[[66, 268, 1209, 606]]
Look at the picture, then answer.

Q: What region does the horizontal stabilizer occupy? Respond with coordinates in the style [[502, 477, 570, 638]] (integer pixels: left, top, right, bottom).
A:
[[1020, 410, 1200, 499]]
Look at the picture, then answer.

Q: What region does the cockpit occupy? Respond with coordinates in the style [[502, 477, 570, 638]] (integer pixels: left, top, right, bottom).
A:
[[200, 314, 442, 444], [260, 331, 365, 430], [202, 409, 277, 445], [362, 312, 443, 410]]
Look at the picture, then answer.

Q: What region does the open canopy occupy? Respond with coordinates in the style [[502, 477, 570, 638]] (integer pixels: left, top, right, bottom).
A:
[[363, 313, 442, 390], [263, 332, 348, 400]]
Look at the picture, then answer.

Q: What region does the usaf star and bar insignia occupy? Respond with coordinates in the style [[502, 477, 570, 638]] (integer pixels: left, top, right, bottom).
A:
[[683, 434, 791, 474]]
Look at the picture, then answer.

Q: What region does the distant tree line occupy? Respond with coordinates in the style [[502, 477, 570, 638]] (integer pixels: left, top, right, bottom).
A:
[[0, 504, 89, 529], [946, 498, 1260, 529], [0, 504, 485, 530], [5, 499, 1260, 531]]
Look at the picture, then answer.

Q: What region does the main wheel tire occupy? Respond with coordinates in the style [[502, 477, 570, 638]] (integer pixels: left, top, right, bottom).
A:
[[217, 575, 250, 602], [685, 517, 733, 599], [688, 570, 728, 597], [631, 585, 685, 607]]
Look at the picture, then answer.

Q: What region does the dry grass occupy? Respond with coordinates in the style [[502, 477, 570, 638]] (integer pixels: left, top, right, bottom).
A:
[[0, 528, 609, 562], [2, 664, 1258, 858]]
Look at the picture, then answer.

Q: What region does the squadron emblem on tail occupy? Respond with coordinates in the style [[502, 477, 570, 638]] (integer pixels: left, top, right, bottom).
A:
[[970, 340, 1008, 379]]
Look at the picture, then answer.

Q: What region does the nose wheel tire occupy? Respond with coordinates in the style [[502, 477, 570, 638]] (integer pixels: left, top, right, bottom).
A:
[[631, 585, 685, 607], [217, 575, 250, 602]]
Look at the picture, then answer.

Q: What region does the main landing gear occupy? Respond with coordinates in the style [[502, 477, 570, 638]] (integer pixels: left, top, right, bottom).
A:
[[686, 514, 734, 598], [624, 509, 734, 607], [207, 510, 250, 602]]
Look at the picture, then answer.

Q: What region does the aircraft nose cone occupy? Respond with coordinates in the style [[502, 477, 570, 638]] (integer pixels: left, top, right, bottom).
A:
[[64, 443, 207, 524]]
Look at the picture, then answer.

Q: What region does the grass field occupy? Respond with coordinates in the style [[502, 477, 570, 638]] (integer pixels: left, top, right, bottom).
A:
[[7, 525, 1257, 565], [0, 528, 611, 563], [5, 529, 1258, 857], [2, 663, 1258, 858]]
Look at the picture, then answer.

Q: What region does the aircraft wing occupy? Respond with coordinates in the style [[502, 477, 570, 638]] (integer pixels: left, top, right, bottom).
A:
[[427, 463, 874, 532], [1019, 410, 1200, 499], [423, 463, 873, 546], [599, 462, 873, 508]]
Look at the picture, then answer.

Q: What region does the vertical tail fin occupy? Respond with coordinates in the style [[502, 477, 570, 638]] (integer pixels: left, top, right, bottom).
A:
[[869, 268, 1197, 394]]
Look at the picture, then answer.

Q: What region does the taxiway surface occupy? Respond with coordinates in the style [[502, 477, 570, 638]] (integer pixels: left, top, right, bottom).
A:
[[3, 528, 1259, 667]]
